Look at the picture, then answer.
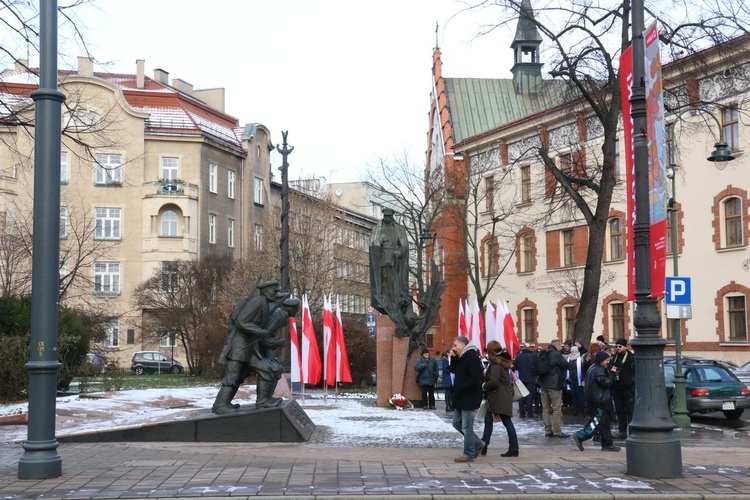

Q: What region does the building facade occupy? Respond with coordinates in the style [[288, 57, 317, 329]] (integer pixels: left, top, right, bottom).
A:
[[426, 20, 750, 362]]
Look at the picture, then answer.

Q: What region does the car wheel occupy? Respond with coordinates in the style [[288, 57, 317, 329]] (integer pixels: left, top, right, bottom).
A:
[[171, 365, 181, 374], [134, 366, 145, 375], [723, 409, 744, 420]]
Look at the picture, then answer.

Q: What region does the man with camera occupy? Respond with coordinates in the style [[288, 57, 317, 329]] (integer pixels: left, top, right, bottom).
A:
[[609, 337, 636, 439]]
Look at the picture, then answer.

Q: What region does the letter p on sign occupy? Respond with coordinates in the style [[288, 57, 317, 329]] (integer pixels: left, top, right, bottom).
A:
[[665, 277, 691, 305]]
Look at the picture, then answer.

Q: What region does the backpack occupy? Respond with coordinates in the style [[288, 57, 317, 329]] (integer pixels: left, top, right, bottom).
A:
[[532, 349, 552, 376]]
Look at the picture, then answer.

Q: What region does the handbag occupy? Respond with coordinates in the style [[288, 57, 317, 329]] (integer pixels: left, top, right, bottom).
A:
[[476, 399, 488, 420], [512, 379, 530, 401]]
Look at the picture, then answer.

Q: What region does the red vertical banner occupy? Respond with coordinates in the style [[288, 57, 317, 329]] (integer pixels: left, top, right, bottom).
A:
[[644, 22, 668, 298], [620, 45, 636, 301]]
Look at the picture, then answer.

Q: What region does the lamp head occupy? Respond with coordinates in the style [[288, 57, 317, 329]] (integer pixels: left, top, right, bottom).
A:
[[707, 141, 735, 170], [419, 228, 434, 241]]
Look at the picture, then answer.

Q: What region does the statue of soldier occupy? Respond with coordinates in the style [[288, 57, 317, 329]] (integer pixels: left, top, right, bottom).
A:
[[212, 280, 293, 414], [369, 207, 410, 314]]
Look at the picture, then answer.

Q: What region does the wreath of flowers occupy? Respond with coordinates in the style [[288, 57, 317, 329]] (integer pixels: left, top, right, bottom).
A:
[[386, 393, 413, 410]]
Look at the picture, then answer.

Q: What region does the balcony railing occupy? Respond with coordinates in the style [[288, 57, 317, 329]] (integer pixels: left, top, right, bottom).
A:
[[157, 179, 185, 195]]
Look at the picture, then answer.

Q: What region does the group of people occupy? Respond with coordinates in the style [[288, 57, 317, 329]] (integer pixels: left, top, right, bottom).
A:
[[415, 334, 636, 461]]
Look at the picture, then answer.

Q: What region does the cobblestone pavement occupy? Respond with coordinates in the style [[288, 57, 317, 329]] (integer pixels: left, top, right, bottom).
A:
[[1, 397, 749, 499]]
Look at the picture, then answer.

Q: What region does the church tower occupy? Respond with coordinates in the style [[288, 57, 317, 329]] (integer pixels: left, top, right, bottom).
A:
[[510, 0, 543, 94]]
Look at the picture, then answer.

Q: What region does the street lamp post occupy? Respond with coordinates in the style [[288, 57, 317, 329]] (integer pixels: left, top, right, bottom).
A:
[[626, 0, 682, 478], [276, 131, 294, 371], [18, 0, 65, 479], [666, 110, 735, 429]]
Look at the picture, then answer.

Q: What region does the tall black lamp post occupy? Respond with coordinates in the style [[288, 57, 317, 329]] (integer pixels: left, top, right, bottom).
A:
[[276, 131, 293, 370], [626, 0, 682, 478], [18, 0, 65, 479], [665, 110, 735, 429]]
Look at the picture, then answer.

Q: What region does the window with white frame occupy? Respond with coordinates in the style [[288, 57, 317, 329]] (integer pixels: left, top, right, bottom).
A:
[[227, 170, 235, 199], [520, 165, 531, 203], [254, 223, 263, 250], [485, 175, 494, 212], [724, 197, 743, 247], [104, 318, 119, 347], [254, 177, 263, 205], [727, 295, 747, 342], [722, 106, 740, 152], [208, 213, 216, 244], [161, 157, 179, 180], [228, 218, 235, 247], [159, 329, 176, 347], [60, 206, 67, 239], [520, 233, 533, 273], [60, 150, 69, 184], [209, 163, 217, 193], [614, 138, 622, 181], [95, 208, 121, 239], [94, 153, 122, 185], [94, 262, 120, 295], [161, 210, 178, 236]]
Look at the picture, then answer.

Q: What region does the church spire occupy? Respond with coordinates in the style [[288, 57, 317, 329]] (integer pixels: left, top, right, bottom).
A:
[[511, 0, 543, 95]]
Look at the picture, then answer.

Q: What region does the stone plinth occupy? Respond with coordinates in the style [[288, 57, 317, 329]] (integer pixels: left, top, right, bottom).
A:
[[376, 315, 421, 407]]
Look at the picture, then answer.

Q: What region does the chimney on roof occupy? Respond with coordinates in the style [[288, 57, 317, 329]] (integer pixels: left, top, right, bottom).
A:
[[172, 78, 194, 96], [153, 68, 169, 84], [77, 56, 94, 77], [136, 59, 145, 89]]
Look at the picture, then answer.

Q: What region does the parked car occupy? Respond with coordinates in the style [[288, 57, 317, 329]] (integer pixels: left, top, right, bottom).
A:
[[131, 351, 183, 375], [86, 352, 115, 373], [714, 360, 750, 387], [663, 357, 750, 420]]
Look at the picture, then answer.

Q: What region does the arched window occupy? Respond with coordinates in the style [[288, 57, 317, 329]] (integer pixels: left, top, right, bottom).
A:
[[161, 210, 178, 236]]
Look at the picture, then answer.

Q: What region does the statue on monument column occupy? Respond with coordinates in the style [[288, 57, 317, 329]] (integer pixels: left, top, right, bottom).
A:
[[369, 207, 410, 315], [212, 280, 299, 414]]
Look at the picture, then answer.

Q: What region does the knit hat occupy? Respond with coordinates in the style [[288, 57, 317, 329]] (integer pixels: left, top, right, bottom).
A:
[[570, 346, 579, 353], [594, 351, 611, 364], [615, 338, 628, 347], [499, 351, 512, 361], [420, 347, 429, 355]]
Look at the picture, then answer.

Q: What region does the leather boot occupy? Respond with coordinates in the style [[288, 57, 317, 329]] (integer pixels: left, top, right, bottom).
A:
[[256, 380, 282, 409], [212, 386, 238, 414]]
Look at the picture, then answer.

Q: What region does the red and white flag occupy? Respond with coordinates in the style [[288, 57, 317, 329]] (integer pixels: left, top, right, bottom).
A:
[[301, 294, 322, 384], [333, 295, 353, 383], [323, 294, 336, 386], [458, 299, 468, 337], [470, 297, 484, 355], [484, 301, 497, 344], [497, 300, 520, 358], [289, 315, 302, 384]]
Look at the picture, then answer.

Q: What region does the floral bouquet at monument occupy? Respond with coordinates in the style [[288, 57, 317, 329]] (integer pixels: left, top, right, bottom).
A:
[[387, 393, 413, 410]]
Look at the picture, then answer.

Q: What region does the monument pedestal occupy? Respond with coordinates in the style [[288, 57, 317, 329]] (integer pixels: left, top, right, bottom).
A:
[[376, 315, 421, 407]]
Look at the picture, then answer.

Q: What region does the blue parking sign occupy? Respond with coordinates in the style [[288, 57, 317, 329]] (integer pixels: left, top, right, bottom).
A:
[[665, 277, 691, 305]]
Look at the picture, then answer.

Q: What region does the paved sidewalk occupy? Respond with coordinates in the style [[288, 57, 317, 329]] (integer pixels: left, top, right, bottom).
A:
[[1, 432, 749, 498]]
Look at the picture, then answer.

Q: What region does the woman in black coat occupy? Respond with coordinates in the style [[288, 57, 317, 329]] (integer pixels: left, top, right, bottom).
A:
[[480, 340, 519, 457]]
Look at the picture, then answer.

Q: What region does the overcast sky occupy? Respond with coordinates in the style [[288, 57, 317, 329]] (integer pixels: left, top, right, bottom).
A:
[[58, 0, 518, 183]]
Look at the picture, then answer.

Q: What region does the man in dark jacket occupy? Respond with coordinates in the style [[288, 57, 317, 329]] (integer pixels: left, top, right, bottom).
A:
[[439, 352, 454, 412], [448, 335, 485, 462], [514, 343, 536, 418], [415, 347, 439, 409], [610, 337, 636, 439], [537, 339, 570, 438], [572, 351, 621, 452]]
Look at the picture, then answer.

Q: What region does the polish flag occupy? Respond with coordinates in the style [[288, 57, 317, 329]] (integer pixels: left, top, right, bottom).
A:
[[484, 301, 497, 344], [301, 294, 322, 384], [323, 294, 336, 386], [458, 299, 468, 337], [289, 315, 302, 384], [470, 297, 484, 355], [333, 295, 353, 383], [495, 299, 507, 351], [497, 300, 520, 358]]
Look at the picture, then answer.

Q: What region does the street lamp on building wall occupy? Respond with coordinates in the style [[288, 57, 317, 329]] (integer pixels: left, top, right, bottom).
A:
[[665, 108, 736, 429]]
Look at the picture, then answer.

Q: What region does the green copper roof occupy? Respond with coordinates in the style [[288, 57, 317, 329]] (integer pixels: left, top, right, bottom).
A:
[[513, 0, 542, 45], [444, 77, 571, 144]]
